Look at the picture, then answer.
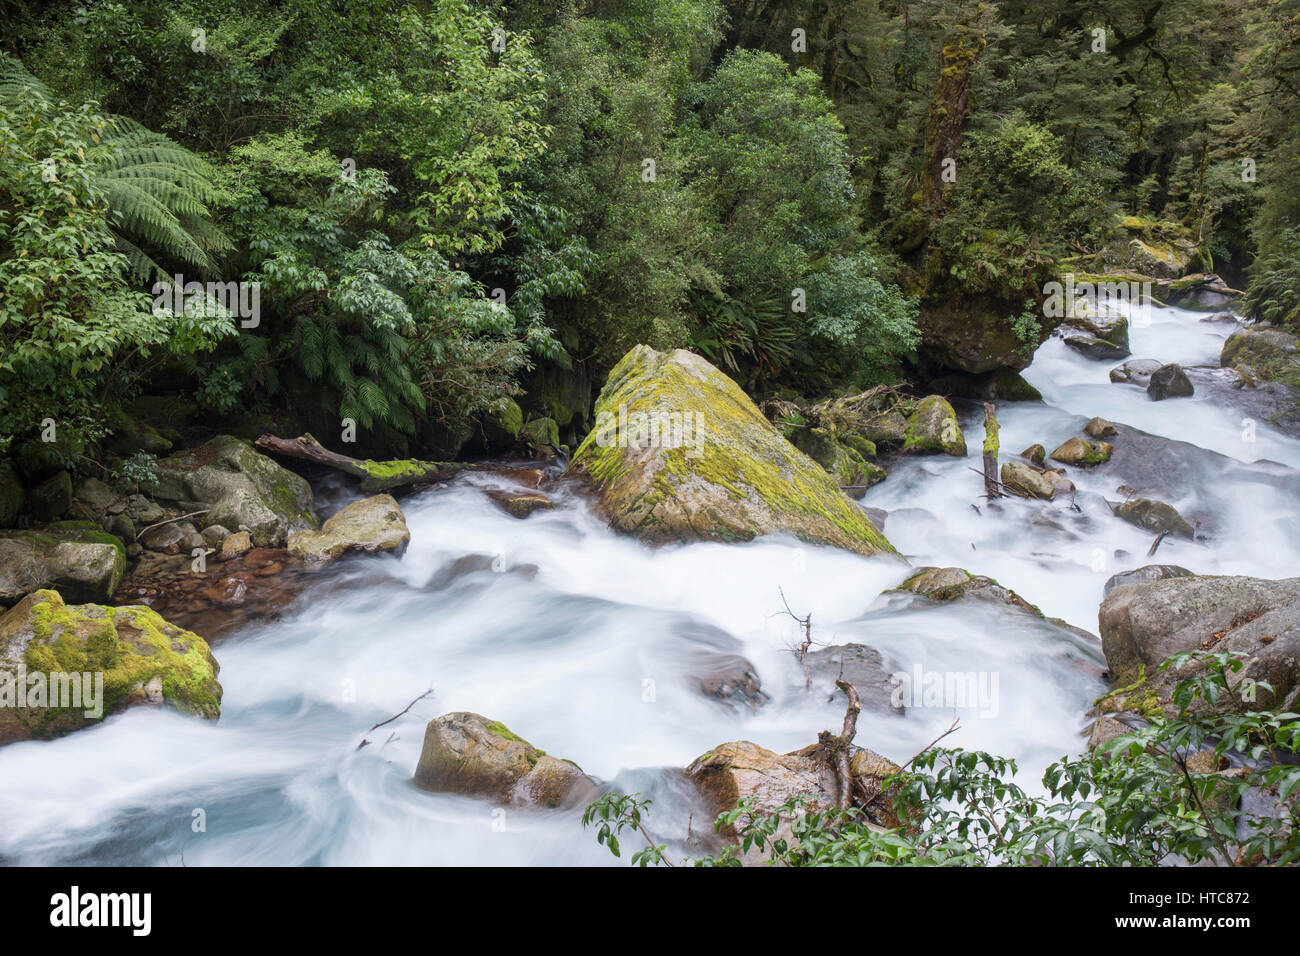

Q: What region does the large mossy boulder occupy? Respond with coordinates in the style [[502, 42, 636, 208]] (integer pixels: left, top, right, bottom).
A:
[[412, 712, 597, 809], [0, 589, 221, 745], [1095, 217, 1197, 280], [568, 346, 897, 558], [287, 494, 410, 565], [915, 295, 1045, 375], [1221, 326, 1300, 388], [900, 395, 967, 456], [152, 435, 316, 547], [1098, 574, 1300, 716], [0, 529, 126, 606]]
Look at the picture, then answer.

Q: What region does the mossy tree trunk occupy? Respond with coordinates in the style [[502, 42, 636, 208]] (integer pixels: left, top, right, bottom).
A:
[[981, 402, 1002, 499]]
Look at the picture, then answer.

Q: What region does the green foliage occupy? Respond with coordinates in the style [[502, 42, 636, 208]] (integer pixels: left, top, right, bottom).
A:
[[587, 650, 1299, 866], [0, 55, 230, 281], [1245, 225, 1300, 331], [0, 74, 232, 453]]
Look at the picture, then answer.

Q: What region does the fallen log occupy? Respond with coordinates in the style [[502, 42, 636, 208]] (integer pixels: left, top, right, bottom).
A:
[[254, 433, 475, 492]]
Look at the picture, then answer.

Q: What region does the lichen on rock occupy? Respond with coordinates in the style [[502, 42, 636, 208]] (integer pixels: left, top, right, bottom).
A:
[[567, 345, 898, 559]]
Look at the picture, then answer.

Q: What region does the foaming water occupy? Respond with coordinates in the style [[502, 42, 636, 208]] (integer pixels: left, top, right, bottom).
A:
[[1, 303, 1295, 865]]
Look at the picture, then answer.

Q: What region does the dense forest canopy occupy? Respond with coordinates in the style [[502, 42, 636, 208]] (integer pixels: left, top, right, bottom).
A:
[[1, 0, 1298, 464]]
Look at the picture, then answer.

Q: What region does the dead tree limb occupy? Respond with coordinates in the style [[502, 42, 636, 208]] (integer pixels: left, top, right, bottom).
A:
[[779, 587, 815, 691], [135, 509, 210, 541], [832, 679, 862, 811], [357, 687, 434, 750], [255, 433, 481, 492]]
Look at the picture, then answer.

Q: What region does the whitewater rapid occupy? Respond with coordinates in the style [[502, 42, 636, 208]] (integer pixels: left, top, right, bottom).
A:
[[1, 301, 1297, 865]]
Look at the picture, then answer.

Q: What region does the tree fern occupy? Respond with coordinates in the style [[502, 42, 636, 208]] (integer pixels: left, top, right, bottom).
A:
[[0, 56, 230, 280]]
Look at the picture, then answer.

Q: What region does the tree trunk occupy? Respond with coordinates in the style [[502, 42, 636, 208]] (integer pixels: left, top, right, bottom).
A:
[[254, 433, 477, 492]]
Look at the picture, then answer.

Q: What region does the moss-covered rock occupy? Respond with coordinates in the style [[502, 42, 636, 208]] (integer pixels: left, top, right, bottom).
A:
[[1221, 326, 1300, 389], [104, 406, 173, 456], [793, 427, 887, 498], [0, 529, 126, 605], [893, 566, 1041, 615], [1096, 217, 1197, 280], [1049, 437, 1113, 466], [29, 471, 73, 522], [568, 346, 898, 558], [0, 589, 221, 745], [412, 712, 597, 809], [916, 294, 1046, 375], [153, 436, 316, 547], [901, 395, 967, 456], [520, 417, 561, 453]]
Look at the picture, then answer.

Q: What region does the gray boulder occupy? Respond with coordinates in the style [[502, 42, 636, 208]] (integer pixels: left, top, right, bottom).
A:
[[1099, 574, 1300, 714], [1110, 359, 1164, 387], [1146, 363, 1194, 400], [152, 436, 316, 547], [0, 530, 126, 605]]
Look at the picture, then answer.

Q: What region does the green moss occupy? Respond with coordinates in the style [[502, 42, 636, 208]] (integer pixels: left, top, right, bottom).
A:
[[485, 719, 544, 764], [982, 415, 999, 456], [11, 590, 220, 738], [1094, 665, 1165, 720], [570, 346, 896, 556]]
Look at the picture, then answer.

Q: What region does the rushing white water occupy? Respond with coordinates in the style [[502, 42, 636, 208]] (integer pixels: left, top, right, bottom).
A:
[[1, 303, 1297, 865]]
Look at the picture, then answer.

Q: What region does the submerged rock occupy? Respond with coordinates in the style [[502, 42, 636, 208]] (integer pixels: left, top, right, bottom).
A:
[[485, 490, 556, 519], [1098, 574, 1300, 715], [1101, 564, 1194, 598], [413, 712, 598, 809], [1109, 358, 1164, 386], [0, 589, 221, 745], [1062, 323, 1130, 360], [804, 643, 903, 716], [567, 345, 896, 558], [0, 529, 126, 605], [1111, 497, 1195, 539], [1146, 363, 1194, 400], [894, 566, 1040, 615], [152, 435, 317, 547], [287, 494, 410, 565]]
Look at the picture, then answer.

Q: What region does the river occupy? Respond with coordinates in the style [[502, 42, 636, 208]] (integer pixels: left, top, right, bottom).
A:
[[1, 301, 1297, 865]]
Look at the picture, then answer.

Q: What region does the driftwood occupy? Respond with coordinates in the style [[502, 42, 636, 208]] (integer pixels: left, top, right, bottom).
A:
[[254, 433, 479, 491]]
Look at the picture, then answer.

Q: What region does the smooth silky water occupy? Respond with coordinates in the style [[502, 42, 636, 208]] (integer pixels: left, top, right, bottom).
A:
[[3, 303, 1298, 865]]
